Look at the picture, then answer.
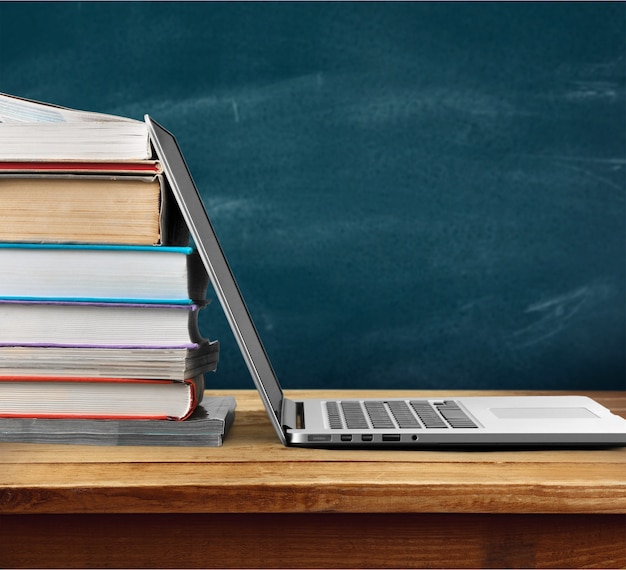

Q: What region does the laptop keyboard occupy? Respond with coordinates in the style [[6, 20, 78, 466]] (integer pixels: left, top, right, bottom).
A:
[[326, 400, 478, 430]]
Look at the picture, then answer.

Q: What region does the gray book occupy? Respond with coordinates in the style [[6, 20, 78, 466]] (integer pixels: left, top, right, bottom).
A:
[[0, 395, 236, 447]]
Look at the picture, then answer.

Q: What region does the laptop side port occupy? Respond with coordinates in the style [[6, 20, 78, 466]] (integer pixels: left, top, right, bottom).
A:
[[382, 434, 401, 442], [361, 434, 373, 442], [341, 434, 352, 442]]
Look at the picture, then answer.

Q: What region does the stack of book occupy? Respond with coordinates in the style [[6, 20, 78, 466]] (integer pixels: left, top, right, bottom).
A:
[[0, 93, 235, 445]]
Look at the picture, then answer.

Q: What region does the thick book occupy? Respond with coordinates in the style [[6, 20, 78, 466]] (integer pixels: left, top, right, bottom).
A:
[[0, 395, 237, 446], [0, 174, 187, 245], [0, 244, 208, 303], [0, 374, 205, 420], [0, 341, 219, 380], [0, 299, 205, 348], [0, 93, 152, 161]]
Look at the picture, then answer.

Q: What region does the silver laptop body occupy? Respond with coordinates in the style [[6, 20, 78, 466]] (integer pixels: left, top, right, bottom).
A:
[[146, 116, 626, 448]]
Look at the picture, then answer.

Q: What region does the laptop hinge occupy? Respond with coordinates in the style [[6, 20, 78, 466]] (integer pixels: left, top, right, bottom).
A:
[[282, 398, 304, 430]]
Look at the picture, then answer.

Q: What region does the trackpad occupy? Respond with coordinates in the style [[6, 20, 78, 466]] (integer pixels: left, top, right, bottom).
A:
[[491, 407, 599, 420]]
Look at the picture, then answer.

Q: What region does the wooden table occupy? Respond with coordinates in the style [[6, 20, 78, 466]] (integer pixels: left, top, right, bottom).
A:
[[1, 390, 625, 568]]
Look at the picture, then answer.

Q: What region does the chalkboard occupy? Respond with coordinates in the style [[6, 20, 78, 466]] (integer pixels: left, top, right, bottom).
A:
[[1, 2, 624, 390]]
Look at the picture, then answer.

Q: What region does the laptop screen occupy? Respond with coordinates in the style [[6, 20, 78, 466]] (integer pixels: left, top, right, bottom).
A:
[[146, 116, 286, 441]]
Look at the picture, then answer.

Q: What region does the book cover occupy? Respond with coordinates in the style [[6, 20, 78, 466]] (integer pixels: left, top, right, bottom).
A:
[[0, 160, 163, 174]]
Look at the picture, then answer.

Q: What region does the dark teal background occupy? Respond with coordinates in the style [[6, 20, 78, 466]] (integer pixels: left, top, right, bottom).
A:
[[1, 2, 624, 391]]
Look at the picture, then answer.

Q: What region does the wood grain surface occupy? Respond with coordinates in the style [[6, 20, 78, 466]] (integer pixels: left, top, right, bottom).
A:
[[1, 390, 625, 568]]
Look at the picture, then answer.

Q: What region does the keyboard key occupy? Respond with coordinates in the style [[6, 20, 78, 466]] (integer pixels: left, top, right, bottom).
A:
[[410, 401, 449, 429], [364, 401, 395, 429], [435, 402, 478, 428], [387, 401, 421, 428], [341, 401, 370, 429], [326, 401, 343, 429]]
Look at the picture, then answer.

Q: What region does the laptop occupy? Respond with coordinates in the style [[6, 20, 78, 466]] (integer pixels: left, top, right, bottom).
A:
[[146, 116, 626, 448]]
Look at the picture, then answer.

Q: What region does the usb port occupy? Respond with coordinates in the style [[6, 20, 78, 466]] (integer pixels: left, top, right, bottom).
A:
[[307, 435, 331, 442], [382, 434, 401, 442], [361, 434, 373, 442], [341, 434, 352, 442]]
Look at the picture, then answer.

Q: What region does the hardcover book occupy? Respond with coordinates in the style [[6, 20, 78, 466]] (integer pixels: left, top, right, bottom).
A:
[[0, 374, 205, 421], [0, 299, 205, 349], [0, 174, 188, 245]]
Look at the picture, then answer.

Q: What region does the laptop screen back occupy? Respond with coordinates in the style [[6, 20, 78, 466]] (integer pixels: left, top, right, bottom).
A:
[[146, 116, 287, 442]]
